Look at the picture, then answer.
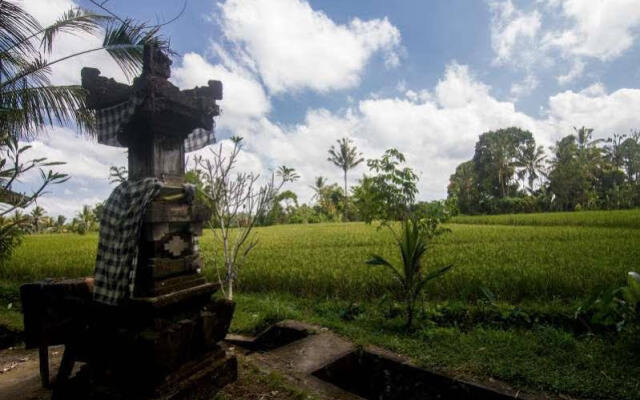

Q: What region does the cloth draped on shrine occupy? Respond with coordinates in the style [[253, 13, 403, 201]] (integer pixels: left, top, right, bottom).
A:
[[93, 178, 163, 305], [94, 97, 216, 152]]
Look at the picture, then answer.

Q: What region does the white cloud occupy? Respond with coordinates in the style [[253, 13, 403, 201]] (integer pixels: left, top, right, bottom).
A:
[[490, 0, 640, 87], [171, 52, 270, 131], [231, 63, 640, 203], [19, 127, 126, 181], [542, 0, 640, 61], [217, 0, 402, 93], [556, 59, 585, 85], [490, 0, 541, 64], [510, 74, 539, 98], [548, 84, 640, 139]]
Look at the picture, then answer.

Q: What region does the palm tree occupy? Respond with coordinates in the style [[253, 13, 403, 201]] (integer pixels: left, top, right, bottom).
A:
[[327, 138, 364, 221], [516, 143, 546, 193], [75, 205, 96, 233], [309, 176, 327, 203], [275, 165, 300, 185], [574, 126, 603, 181], [54, 215, 66, 233], [30, 205, 46, 233]]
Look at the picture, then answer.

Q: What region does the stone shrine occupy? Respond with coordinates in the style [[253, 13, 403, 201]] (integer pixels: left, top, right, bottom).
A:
[[20, 43, 236, 399]]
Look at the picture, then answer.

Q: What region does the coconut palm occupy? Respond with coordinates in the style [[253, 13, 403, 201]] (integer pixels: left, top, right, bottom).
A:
[[53, 215, 66, 233], [309, 176, 327, 203], [327, 137, 364, 221], [516, 143, 546, 193], [75, 205, 96, 233], [29, 205, 45, 233]]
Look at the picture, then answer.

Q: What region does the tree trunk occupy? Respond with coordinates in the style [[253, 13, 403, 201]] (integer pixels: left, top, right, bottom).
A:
[[343, 171, 348, 222], [405, 301, 414, 330]]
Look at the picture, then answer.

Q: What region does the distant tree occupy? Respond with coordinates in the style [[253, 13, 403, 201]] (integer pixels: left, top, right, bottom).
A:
[[618, 134, 640, 183], [328, 138, 364, 221], [29, 205, 46, 233], [309, 176, 327, 203], [473, 127, 535, 198], [352, 148, 418, 223], [516, 142, 546, 193], [73, 205, 95, 234], [548, 135, 592, 210], [53, 215, 66, 233], [93, 201, 104, 223], [447, 160, 480, 214]]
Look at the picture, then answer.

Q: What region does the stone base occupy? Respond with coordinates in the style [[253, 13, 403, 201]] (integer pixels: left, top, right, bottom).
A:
[[53, 350, 237, 400]]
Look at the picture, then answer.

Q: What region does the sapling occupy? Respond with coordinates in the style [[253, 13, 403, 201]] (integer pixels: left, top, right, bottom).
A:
[[194, 137, 298, 300], [367, 216, 451, 329]]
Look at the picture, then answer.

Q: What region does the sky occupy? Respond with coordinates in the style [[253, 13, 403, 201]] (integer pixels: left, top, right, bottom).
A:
[[16, 0, 640, 217]]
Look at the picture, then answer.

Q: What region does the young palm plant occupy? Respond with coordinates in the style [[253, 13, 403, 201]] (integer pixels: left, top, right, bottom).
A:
[[367, 217, 451, 329]]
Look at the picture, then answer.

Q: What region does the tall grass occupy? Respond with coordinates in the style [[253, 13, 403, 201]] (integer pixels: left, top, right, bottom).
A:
[[4, 214, 638, 303], [451, 209, 640, 228]]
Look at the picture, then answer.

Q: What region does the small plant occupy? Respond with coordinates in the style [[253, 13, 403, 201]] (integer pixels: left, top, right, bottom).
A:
[[366, 216, 451, 329], [575, 271, 640, 333]]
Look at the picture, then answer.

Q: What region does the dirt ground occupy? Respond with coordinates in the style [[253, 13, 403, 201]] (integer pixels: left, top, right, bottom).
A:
[[0, 345, 321, 400]]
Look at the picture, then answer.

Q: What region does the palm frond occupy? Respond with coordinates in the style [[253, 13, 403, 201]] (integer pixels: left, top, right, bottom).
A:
[[366, 254, 404, 284], [2, 84, 88, 139], [102, 19, 166, 79], [41, 8, 110, 54], [1, 55, 51, 90], [0, 0, 41, 58]]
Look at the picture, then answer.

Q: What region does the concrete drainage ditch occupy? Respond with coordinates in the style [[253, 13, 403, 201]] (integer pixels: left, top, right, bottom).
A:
[[226, 320, 524, 400]]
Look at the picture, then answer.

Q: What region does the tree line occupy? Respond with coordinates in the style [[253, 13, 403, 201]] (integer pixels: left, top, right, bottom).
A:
[[447, 126, 640, 214]]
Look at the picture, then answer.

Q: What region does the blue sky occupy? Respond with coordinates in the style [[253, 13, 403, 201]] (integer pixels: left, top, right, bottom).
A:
[[18, 0, 640, 217]]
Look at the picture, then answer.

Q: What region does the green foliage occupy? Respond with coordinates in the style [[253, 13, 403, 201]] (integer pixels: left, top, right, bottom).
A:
[[448, 126, 640, 215], [575, 271, 640, 334], [367, 217, 451, 329], [0, 134, 68, 262], [473, 127, 535, 198], [352, 148, 419, 223], [411, 200, 454, 223]]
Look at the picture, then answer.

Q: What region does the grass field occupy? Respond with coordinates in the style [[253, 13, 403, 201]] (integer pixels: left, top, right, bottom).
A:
[[1, 209, 640, 399]]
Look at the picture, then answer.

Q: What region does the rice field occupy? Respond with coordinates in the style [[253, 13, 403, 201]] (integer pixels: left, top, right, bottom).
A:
[[3, 210, 640, 399], [3, 209, 639, 304]]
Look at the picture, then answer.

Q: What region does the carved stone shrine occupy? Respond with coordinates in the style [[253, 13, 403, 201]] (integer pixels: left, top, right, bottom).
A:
[[19, 44, 236, 399]]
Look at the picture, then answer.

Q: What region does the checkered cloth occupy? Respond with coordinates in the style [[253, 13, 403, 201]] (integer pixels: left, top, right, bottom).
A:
[[93, 178, 163, 305], [95, 97, 216, 152]]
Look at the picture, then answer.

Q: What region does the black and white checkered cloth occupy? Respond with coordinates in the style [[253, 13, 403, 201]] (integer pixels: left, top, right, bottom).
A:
[[95, 97, 216, 152], [93, 178, 163, 305]]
